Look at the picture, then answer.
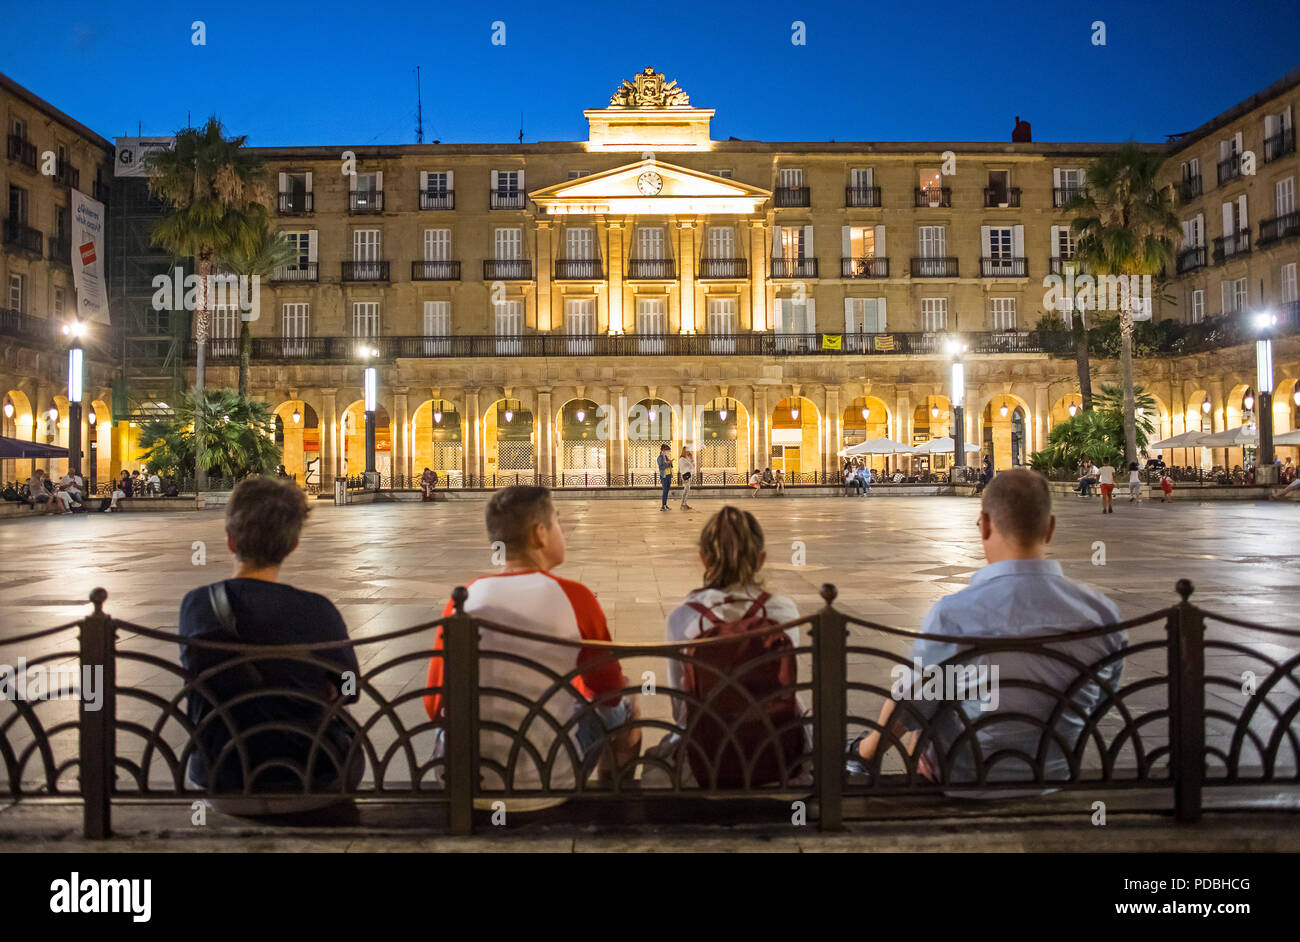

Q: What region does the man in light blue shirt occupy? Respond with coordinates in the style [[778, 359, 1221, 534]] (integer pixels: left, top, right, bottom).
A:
[[848, 468, 1126, 788]]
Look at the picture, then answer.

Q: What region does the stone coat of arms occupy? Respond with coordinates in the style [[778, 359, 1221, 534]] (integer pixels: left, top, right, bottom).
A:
[[609, 67, 690, 108]]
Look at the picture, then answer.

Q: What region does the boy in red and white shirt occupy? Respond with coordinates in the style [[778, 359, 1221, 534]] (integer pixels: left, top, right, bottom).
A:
[[425, 486, 639, 789]]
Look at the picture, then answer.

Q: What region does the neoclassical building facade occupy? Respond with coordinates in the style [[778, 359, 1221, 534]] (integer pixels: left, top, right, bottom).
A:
[[3, 67, 1299, 486]]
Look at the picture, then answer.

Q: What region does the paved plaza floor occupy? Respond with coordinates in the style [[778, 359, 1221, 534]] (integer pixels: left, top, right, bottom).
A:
[[2, 491, 1297, 639]]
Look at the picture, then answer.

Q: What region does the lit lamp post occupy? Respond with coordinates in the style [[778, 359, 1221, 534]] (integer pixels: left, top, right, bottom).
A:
[[363, 361, 378, 487], [67, 346, 84, 478], [1254, 311, 1278, 485], [946, 338, 968, 481], [87, 410, 98, 493]]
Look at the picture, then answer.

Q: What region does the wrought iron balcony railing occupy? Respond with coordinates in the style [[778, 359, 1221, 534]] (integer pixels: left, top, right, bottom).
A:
[[278, 191, 314, 214], [770, 258, 818, 278], [348, 191, 384, 213], [1048, 257, 1082, 275], [48, 235, 71, 264], [1052, 186, 1088, 208], [6, 134, 36, 169], [627, 258, 676, 280], [341, 260, 389, 281], [420, 190, 455, 210], [914, 186, 951, 207], [910, 256, 957, 277], [1258, 211, 1300, 244], [1217, 153, 1242, 185], [554, 259, 603, 280], [483, 259, 532, 280], [840, 257, 889, 278], [773, 186, 810, 208], [53, 161, 79, 189], [3, 218, 42, 255], [980, 257, 1028, 278], [489, 191, 526, 210], [412, 260, 462, 281], [1176, 246, 1207, 273], [1179, 175, 1202, 201], [984, 187, 1021, 207], [1264, 126, 1296, 163], [697, 257, 747, 279], [271, 263, 319, 282], [845, 185, 881, 208], [1212, 232, 1251, 262]]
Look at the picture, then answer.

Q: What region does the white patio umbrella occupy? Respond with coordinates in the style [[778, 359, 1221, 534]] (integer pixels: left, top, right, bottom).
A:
[[1273, 428, 1300, 446], [911, 436, 981, 455], [838, 437, 914, 457], [1195, 425, 1258, 447], [1149, 430, 1207, 450]]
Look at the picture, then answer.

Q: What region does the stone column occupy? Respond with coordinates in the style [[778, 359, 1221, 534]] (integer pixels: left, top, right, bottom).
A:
[[825, 384, 842, 476], [392, 387, 410, 483], [1033, 383, 1049, 456], [749, 221, 767, 331], [607, 384, 625, 483], [607, 220, 625, 333], [681, 385, 698, 452], [466, 387, 481, 484], [319, 388, 338, 483], [537, 388, 553, 483], [678, 220, 697, 334], [753, 385, 769, 471], [536, 221, 553, 331], [1208, 378, 1226, 468]]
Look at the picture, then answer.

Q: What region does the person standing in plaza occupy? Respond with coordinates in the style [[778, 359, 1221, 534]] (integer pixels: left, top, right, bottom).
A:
[[1160, 469, 1174, 502], [1127, 462, 1142, 504], [658, 444, 674, 512], [1097, 459, 1117, 514], [678, 447, 695, 511]]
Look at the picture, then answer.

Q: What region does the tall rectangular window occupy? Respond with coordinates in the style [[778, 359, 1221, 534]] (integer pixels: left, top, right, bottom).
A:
[[1191, 289, 1205, 324], [1277, 176, 1296, 216], [706, 226, 735, 258], [424, 228, 451, 261], [1281, 263, 1298, 304], [846, 226, 876, 258], [352, 301, 380, 338], [565, 227, 595, 259], [494, 227, 522, 259], [284, 231, 311, 268], [987, 226, 1013, 260], [494, 298, 523, 354], [990, 297, 1017, 331], [636, 297, 667, 353], [495, 171, 520, 194], [921, 298, 948, 332], [707, 297, 737, 353], [425, 172, 450, 195], [423, 300, 451, 355], [845, 298, 885, 333], [8, 274, 24, 312], [211, 303, 238, 356], [779, 168, 803, 188], [352, 229, 380, 261], [564, 297, 596, 354], [636, 227, 665, 259], [918, 225, 945, 258], [282, 303, 310, 356]]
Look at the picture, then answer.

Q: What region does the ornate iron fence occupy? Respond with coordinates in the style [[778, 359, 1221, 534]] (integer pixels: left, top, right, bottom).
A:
[[0, 582, 1295, 839]]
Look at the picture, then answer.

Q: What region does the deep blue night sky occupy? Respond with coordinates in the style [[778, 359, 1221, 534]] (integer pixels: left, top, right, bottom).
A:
[[3, 0, 1298, 147]]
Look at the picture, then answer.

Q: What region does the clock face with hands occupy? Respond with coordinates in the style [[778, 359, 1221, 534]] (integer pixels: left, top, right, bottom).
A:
[[637, 171, 663, 196]]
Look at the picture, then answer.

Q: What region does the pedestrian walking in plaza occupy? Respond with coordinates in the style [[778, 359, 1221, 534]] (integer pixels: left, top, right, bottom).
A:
[[679, 447, 695, 510], [1098, 461, 1117, 513], [1160, 471, 1174, 502], [658, 444, 674, 511], [1128, 462, 1142, 504]]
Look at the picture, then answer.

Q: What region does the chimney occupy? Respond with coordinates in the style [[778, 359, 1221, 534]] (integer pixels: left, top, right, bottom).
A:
[[1011, 115, 1032, 143]]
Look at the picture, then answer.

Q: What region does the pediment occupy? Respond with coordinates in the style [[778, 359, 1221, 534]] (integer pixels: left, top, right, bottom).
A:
[[529, 159, 770, 216]]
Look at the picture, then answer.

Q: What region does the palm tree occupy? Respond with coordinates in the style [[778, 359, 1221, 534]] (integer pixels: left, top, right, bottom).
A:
[[1067, 143, 1180, 463], [140, 388, 281, 482], [1031, 384, 1157, 473], [216, 206, 300, 396], [145, 118, 269, 492]]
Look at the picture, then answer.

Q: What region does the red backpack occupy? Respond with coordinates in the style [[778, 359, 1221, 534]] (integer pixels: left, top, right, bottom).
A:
[[680, 593, 804, 788]]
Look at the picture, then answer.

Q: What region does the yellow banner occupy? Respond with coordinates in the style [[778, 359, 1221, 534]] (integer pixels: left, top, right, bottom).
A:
[[874, 335, 896, 351], [821, 334, 842, 350]]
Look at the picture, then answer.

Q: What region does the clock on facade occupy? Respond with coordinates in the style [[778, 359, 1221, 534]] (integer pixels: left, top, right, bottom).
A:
[[636, 171, 663, 195]]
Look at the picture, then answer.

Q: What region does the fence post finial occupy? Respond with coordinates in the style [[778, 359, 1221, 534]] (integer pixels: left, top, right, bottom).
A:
[[819, 583, 838, 607], [452, 585, 469, 614], [89, 587, 107, 614], [1175, 579, 1194, 602]]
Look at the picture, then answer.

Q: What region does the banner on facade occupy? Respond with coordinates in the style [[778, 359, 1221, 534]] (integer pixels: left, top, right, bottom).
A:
[[70, 190, 110, 325], [873, 335, 896, 352], [113, 136, 173, 177], [821, 334, 842, 350]]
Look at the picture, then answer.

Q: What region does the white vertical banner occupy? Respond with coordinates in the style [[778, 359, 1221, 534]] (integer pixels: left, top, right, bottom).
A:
[[71, 190, 110, 324]]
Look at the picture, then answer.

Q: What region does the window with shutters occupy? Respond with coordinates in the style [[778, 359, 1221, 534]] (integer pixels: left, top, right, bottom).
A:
[[425, 172, 450, 195], [496, 171, 521, 195], [921, 298, 948, 332], [283, 231, 311, 269], [919, 225, 945, 258], [563, 298, 596, 353], [53, 286, 65, 317], [352, 301, 380, 338], [706, 226, 735, 258], [846, 226, 876, 258], [636, 297, 667, 353], [424, 229, 451, 261], [850, 168, 874, 189], [354, 171, 380, 201], [707, 297, 737, 353], [776, 227, 805, 261], [494, 227, 522, 259], [7, 274, 23, 313], [494, 299, 523, 354], [1277, 177, 1295, 216], [1281, 264, 1297, 304], [1055, 226, 1076, 260], [988, 227, 1013, 260], [1191, 290, 1205, 324], [990, 298, 1016, 331], [566, 227, 595, 259], [779, 168, 803, 188], [211, 303, 238, 356], [282, 303, 310, 357], [1222, 278, 1247, 315], [845, 298, 885, 333], [636, 227, 666, 259], [423, 300, 451, 355], [352, 229, 380, 261]]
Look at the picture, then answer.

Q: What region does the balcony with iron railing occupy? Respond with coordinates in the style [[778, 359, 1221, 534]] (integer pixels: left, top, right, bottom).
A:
[[1217, 153, 1242, 185], [554, 259, 603, 280], [341, 260, 389, 281], [910, 256, 957, 277], [1212, 231, 1251, 263], [1178, 175, 1202, 202], [1264, 126, 1296, 163], [48, 235, 71, 264], [347, 191, 384, 213], [420, 190, 455, 210], [3, 218, 42, 255], [773, 186, 810, 208], [914, 186, 951, 208], [844, 185, 881, 208], [627, 258, 676, 280], [697, 257, 747, 279], [1052, 186, 1088, 208], [984, 187, 1021, 208], [277, 191, 314, 214], [53, 161, 79, 189], [980, 256, 1028, 278], [6, 134, 36, 170], [770, 258, 818, 279], [483, 258, 532, 280], [840, 257, 889, 278], [1176, 246, 1208, 273], [1047, 256, 1082, 275], [1259, 210, 1300, 244], [271, 263, 319, 283], [489, 191, 526, 210], [412, 260, 462, 281]]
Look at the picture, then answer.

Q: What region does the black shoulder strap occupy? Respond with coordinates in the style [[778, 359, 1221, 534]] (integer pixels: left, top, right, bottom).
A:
[[207, 581, 238, 637]]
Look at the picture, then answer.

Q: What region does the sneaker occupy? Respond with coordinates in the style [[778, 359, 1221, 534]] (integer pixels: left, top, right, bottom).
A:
[[845, 734, 871, 777]]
